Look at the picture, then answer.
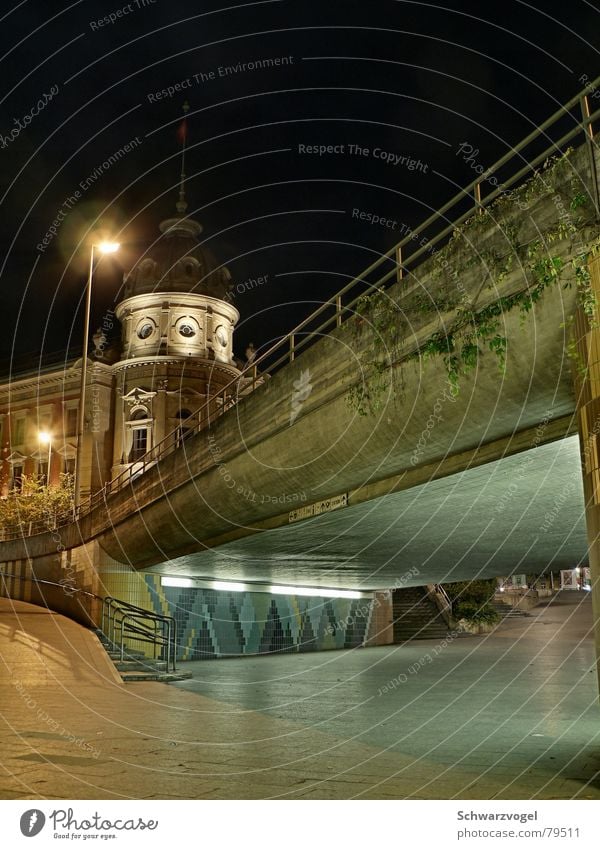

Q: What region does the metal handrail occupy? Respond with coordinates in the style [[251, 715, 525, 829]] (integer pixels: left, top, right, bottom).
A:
[[0, 569, 101, 602], [79, 76, 600, 507], [0, 513, 68, 542], [1, 76, 598, 530], [101, 596, 177, 672], [433, 583, 452, 610]]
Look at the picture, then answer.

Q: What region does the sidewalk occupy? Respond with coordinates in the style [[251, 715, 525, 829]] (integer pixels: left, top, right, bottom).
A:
[[0, 593, 599, 799]]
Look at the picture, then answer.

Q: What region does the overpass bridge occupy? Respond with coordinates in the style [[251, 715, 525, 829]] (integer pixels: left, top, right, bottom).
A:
[[1, 81, 600, 671]]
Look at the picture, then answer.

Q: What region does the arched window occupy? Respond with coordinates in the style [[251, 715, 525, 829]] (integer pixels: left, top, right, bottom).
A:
[[129, 408, 150, 462]]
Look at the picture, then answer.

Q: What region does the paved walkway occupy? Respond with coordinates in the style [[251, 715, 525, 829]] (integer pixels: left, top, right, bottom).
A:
[[0, 592, 599, 799]]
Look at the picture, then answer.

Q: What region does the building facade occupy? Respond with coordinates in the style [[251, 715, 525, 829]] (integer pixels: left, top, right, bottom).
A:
[[0, 207, 248, 504]]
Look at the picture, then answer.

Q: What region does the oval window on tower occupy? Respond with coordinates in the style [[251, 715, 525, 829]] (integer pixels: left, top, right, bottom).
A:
[[175, 316, 199, 340], [137, 320, 155, 340], [214, 325, 228, 347]]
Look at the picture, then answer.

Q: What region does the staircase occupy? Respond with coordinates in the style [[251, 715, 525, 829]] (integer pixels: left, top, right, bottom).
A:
[[97, 596, 192, 683], [491, 599, 531, 619], [392, 586, 454, 642], [95, 630, 192, 682]]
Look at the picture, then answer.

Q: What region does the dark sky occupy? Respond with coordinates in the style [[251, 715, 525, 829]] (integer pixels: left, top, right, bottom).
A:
[[0, 0, 598, 367]]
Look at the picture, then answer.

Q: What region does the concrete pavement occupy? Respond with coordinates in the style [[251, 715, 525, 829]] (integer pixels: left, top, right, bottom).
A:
[[0, 592, 598, 799]]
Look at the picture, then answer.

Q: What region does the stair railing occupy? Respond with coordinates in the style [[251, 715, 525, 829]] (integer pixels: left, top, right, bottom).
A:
[[101, 596, 177, 672], [426, 583, 454, 626], [0, 571, 177, 673]]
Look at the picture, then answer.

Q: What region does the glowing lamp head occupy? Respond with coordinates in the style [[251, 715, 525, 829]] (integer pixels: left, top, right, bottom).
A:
[[97, 241, 120, 254], [38, 431, 51, 445]]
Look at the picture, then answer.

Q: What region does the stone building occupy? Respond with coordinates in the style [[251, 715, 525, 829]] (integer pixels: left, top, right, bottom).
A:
[[0, 203, 250, 503]]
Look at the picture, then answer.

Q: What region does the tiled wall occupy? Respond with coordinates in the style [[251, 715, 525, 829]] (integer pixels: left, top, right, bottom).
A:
[[101, 571, 373, 660]]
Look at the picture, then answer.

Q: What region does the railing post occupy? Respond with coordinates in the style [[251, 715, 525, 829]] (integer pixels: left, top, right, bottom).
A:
[[290, 333, 295, 362], [172, 619, 177, 672], [120, 617, 125, 662], [396, 245, 403, 283], [335, 295, 342, 327], [474, 181, 483, 214], [581, 94, 600, 219]]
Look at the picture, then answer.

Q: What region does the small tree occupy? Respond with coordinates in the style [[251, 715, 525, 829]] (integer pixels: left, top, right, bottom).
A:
[[443, 579, 499, 623], [0, 473, 74, 533]]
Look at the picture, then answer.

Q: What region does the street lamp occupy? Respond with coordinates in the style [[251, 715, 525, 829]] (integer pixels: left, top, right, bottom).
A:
[[38, 430, 51, 485], [74, 240, 120, 512]]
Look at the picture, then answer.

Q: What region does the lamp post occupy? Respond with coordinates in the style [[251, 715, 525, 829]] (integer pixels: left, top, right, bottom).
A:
[[74, 241, 119, 513], [38, 431, 52, 485]]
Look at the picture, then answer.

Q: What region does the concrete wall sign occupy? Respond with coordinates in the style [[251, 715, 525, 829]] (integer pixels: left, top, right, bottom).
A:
[[289, 493, 348, 523]]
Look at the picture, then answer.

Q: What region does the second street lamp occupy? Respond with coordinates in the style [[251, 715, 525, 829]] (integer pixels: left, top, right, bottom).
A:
[[73, 241, 120, 513]]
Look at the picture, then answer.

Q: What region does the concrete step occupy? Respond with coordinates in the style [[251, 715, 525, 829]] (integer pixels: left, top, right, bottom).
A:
[[395, 632, 456, 642], [121, 670, 193, 683], [113, 659, 168, 673], [491, 603, 530, 618], [107, 650, 149, 661]]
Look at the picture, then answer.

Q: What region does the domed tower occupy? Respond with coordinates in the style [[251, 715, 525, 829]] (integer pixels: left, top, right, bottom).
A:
[[111, 203, 240, 479]]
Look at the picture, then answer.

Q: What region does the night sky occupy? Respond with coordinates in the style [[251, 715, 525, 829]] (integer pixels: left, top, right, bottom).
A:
[[0, 0, 598, 369]]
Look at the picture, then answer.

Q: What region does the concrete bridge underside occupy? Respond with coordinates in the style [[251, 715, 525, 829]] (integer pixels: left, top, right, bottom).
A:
[[149, 433, 586, 589], [0, 144, 596, 604], [93, 279, 580, 582]]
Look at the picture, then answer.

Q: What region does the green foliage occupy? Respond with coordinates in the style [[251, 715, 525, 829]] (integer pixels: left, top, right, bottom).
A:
[[0, 474, 74, 532], [443, 579, 499, 623], [455, 600, 500, 624], [444, 579, 496, 605], [346, 148, 598, 414]]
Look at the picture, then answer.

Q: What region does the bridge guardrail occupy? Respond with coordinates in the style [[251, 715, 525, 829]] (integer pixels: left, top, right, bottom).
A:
[[87, 76, 600, 508], [0, 571, 176, 669], [2, 76, 599, 537]]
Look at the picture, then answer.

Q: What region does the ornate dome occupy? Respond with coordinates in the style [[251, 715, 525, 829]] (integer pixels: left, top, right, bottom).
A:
[[123, 217, 233, 301]]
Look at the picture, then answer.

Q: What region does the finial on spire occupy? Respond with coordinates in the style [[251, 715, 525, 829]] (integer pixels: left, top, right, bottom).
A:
[[176, 100, 190, 215]]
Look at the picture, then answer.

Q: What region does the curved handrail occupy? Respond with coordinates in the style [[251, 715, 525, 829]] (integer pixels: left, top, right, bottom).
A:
[[1, 76, 599, 532], [0, 569, 101, 601], [0, 571, 177, 672], [82, 76, 600, 508]]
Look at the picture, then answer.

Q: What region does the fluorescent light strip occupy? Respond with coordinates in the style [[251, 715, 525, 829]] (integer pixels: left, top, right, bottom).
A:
[[161, 577, 194, 588], [161, 577, 365, 598], [270, 585, 361, 599]]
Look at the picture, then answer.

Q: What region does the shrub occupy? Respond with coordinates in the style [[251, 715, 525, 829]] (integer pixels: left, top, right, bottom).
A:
[[455, 600, 499, 624]]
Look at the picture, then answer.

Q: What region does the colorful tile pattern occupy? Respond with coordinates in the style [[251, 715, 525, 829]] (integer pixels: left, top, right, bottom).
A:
[[137, 574, 372, 660]]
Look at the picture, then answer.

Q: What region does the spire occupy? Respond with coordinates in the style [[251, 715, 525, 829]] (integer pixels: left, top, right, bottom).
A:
[[176, 101, 190, 215]]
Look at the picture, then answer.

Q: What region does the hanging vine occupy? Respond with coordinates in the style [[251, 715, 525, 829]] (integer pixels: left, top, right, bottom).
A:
[[347, 148, 598, 415]]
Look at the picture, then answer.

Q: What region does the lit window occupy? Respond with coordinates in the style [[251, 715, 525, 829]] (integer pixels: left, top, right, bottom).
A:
[[65, 407, 78, 436], [130, 428, 148, 461], [129, 408, 151, 462], [11, 464, 23, 492], [13, 418, 25, 445]]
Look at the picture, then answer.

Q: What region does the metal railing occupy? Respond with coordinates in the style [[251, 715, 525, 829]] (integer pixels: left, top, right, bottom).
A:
[[0, 570, 177, 671], [427, 583, 454, 625], [101, 596, 177, 672], [0, 569, 99, 605], [0, 515, 62, 542], [82, 76, 600, 508], [2, 76, 599, 534]]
